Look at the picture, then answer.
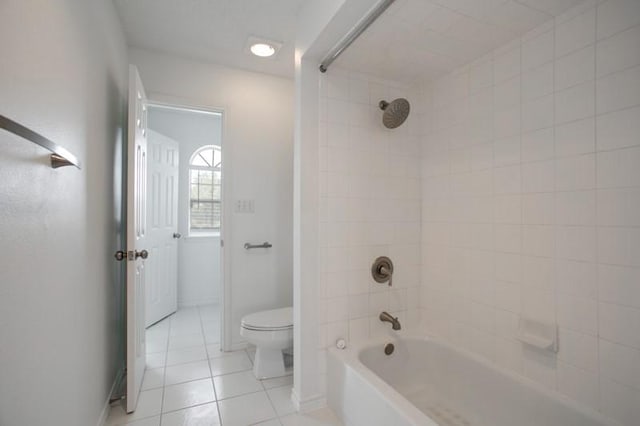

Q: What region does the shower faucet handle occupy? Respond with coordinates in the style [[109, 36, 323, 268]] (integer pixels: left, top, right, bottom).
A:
[[372, 256, 394, 287]]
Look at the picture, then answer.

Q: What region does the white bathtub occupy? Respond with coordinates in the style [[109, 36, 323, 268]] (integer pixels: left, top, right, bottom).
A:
[[328, 333, 617, 426]]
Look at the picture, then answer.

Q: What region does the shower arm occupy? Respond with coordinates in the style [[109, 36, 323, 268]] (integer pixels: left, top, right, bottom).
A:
[[319, 0, 396, 73]]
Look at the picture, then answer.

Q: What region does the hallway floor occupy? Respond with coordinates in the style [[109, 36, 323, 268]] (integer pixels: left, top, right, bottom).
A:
[[106, 305, 342, 426]]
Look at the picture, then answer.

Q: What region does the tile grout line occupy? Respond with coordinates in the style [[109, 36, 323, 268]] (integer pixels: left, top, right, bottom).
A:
[[198, 305, 223, 425]]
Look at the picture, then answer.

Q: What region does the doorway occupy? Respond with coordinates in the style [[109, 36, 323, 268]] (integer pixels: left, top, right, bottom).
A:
[[145, 103, 224, 349]]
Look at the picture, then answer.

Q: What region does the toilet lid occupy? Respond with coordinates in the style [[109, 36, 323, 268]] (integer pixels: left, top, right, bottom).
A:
[[241, 307, 293, 330]]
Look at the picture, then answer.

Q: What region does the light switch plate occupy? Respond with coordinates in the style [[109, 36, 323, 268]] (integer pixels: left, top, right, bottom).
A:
[[235, 199, 255, 214]]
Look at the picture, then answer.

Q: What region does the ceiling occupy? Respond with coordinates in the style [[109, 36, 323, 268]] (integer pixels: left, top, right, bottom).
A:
[[113, 0, 307, 78], [114, 0, 586, 83], [333, 0, 587, 82]]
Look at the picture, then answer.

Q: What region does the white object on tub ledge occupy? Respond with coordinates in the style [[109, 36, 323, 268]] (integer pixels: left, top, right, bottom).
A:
[[516, 316, 558, 353]]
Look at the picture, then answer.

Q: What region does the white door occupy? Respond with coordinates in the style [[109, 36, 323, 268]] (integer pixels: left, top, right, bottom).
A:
[[145, 129, 179, 326], [126, 65, 149, 413]]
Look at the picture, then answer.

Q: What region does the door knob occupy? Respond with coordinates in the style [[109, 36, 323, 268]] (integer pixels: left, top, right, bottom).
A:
[[114, 250, 127, 261], [135, 249, 149, 260], [173, 232, 182, 239]]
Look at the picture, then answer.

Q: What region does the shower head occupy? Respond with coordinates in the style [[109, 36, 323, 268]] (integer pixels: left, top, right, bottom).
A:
[[379, 98, 410, 129]]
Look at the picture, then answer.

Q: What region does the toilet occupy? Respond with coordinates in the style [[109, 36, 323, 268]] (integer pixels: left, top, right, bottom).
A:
[[240, 306, 293, 379]]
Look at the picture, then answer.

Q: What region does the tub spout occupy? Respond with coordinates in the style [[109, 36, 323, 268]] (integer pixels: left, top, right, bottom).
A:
[[379, 311, 401, 330]]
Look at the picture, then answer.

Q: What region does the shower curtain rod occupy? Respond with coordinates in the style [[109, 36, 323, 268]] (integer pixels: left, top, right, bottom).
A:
[[319, 0, 396, 73]]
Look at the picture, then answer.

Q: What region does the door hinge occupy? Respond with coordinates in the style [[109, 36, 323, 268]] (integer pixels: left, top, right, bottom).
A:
[[220, 239, 224, 248]]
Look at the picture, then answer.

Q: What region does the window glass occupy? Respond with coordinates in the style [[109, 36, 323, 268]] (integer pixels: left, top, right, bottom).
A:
[[189, 146, 221, 234]]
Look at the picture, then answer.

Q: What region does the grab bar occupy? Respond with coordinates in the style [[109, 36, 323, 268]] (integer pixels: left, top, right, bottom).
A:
[[244, 242, 272, 250], [0, 114, 81, 169]]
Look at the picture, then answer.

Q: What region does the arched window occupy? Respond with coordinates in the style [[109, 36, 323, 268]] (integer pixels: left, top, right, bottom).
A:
[[189, 145, 222, 234]]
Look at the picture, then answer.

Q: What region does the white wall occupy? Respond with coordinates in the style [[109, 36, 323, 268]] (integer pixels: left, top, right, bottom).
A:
[[148, 109, 222, 307], [131, 48, 294, 347], [316, 69, 422, 391], [0, 1, 128, 425], [419, 1, 640, 425]]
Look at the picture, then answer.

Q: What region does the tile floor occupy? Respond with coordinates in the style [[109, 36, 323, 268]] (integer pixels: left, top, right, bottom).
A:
[[106, 305, 342, 426]]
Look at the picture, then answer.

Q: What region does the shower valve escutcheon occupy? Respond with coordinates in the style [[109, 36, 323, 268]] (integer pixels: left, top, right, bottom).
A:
[[372, 256, 394, 287]]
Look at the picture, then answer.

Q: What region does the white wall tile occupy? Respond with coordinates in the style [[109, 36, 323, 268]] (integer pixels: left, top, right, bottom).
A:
[[556, 190, 596, 226], [494, 46, 521, 83], [494, 136, 521, 166], [599, 339, 640, 389], [522, 94, 554, 132], [557, 362, 599, 408], [523, 160, 555, 192], [600, 378, 640, 426], [523, 29, 554, 71], [555, 81, 595, 124], [469, 57, 494, 92], [522, 193, 555, 224], [494, 165, 522, 194], [494, 76, 521, 109], [596, 146, 640, 188], [596, 65, 640, 114], [555, 154, 596, 190], [555, 45, 595, 91], [596, 106, 640, 151], [555, 8, 596, 57], [597, 0, 640, 40], [494, 106, 521, 138], [522, 62, 554, 101], [522, 128, 555, 162], [596, 25, 640, 78], [600, 302, 640, 349], [557, 293, 598, 335], [522, 225, 555, 257], [598, 227, 640, 267], [558, 327, 599, 371], [556, 226, 597, 262], [555, 117, 595, 157], [597, 188, 640, 227], [415, 6, 640, 418], [556, 259, 597, 299]]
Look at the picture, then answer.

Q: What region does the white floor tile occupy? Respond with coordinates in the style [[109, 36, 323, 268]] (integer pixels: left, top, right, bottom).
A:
[[166, 347, 208, 366], [141, 368, 165, 391], [261, 375, 293, 390], [107, 388, 163, 424], [213, 370, 263, 400], [146, 353, 167, 369], [252, 419, 282, 426], [162, 378, 216, 413], [206, 344, 222, 358], [266, 385, 295, 417], [209, 352, 252, 376], [160, 402, 220, 425], [279, 407, 344, 426], [111, 416, 161, 426], [168, 333, 205, 351], [146, 338, 168, 354], [164, 360, 211, 386], [217, 391, 278, 426]]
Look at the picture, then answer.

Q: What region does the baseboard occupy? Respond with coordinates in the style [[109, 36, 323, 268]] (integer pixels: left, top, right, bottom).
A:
[[97, 366, 125, 426], [291, 388, 326, 413], [229, 340, 249, 351], [177, 299, 219, 308]]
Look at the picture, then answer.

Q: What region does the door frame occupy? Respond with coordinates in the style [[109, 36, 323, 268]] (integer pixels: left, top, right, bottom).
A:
[[145, 98, 231, 352]]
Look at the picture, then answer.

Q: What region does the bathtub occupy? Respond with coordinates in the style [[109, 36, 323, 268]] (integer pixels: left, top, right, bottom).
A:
[[328, 333, 617, 426]]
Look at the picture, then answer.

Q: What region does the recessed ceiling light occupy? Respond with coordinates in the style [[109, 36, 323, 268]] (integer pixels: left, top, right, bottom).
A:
[[250, 43, 276, 57], [245, 36, 282, 59]]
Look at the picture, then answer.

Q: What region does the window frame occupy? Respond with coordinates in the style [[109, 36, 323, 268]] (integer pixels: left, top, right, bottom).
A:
[[188, 145, 222, 236]]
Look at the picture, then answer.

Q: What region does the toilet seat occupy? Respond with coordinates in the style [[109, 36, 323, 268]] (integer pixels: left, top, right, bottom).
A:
[[241, 307, 292, 331]]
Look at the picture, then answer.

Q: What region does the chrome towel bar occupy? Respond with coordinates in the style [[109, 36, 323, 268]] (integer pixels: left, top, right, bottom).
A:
[[0, 114, 81, 169], [244, 242, 273, 250]]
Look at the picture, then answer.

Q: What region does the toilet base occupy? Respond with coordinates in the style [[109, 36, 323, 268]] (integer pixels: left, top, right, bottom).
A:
[[253, 347, 286, 379]]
